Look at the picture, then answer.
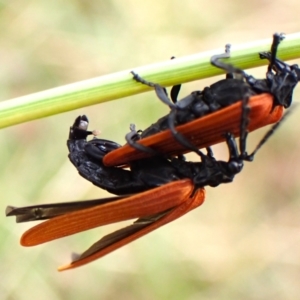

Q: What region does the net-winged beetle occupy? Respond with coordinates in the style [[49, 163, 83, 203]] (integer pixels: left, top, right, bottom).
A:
[[6, 96, 290, 270], [103, 33, 300, 167]]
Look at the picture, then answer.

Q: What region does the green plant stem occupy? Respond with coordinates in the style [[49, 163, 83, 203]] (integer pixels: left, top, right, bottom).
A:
[[1, 33, 300, 129]]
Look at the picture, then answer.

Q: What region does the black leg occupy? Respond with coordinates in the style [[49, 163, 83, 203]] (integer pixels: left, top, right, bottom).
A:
[[131, 71, 176, 108], [125, 124, 159, 155], [210, 44, 245, 77], [268, 33, 285, 73]]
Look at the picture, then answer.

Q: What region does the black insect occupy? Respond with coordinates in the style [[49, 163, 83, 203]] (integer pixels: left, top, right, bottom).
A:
[[6, 97, 289, 270], [67, 114, 248, 194], [103, 33, 300, 166]]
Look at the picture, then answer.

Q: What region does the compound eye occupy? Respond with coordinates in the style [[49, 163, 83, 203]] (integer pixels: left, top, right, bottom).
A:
[[90, 140, 121, 154], [98, 145, 110, 153]]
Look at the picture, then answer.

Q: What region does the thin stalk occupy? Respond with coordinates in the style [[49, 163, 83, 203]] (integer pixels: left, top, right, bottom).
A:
[[1, 32, 300, 129]]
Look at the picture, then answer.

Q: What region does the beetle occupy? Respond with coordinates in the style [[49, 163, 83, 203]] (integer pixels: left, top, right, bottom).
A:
[[6, 102, 289, 271], [103, 33, 300, 167]]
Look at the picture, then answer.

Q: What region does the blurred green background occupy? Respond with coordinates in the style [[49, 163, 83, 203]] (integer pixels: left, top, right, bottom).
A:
[[1, 1, 300, 299]]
